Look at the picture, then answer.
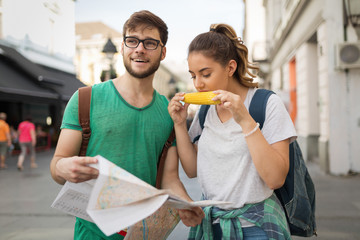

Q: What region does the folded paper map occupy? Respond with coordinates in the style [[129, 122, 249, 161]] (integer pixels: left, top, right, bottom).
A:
[[51, 156, 230, 237]]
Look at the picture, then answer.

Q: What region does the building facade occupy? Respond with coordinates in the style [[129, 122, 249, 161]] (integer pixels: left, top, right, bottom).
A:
[[0, 0, 84, 137], [75, 22, 123, 86], [244, 0, 360, 175]]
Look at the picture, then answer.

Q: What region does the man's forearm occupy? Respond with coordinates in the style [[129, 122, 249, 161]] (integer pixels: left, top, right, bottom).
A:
[[50, 156, 66, 185]]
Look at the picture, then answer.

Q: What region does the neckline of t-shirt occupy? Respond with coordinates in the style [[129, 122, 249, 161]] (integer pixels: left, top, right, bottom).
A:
[[109, 80, 157, 111]]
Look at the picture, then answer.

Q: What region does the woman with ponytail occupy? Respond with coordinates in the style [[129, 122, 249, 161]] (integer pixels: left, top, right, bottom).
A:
[[168, 23, 296, 239]]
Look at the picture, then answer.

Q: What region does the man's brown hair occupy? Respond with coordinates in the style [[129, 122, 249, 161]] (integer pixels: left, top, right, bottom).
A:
[[123, 10, 168, 46]]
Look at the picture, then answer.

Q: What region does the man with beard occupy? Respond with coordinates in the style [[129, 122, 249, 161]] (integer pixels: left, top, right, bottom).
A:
[[50, 10, 204, 240]]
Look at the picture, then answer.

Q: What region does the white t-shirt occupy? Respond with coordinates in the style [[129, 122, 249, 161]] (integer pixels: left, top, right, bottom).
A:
[[188, 88, 297, 210]]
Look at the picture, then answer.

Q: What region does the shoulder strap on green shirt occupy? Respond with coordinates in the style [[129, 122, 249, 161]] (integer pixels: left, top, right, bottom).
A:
[[78, 86, 92, 157], [155, 128, 175, 188]]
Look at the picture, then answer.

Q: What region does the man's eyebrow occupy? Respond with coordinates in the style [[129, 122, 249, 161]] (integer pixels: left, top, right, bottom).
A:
[[125, 35, 157, 40]]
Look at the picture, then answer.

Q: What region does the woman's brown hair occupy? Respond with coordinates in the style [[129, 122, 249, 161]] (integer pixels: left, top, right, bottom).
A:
[[188, 23, 258, 88]]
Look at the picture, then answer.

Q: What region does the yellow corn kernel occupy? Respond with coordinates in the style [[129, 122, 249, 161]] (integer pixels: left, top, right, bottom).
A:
[[183, 91, 221, 105]]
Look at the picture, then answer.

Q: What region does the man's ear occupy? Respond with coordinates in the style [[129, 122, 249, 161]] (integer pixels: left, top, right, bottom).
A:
[[161, 46, 166, 61], [228, 59, 237, 77]]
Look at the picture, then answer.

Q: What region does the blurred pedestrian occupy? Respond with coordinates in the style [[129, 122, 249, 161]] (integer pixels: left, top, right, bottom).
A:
[[17, 116, 37, 171], [0, 112, 11, 169]]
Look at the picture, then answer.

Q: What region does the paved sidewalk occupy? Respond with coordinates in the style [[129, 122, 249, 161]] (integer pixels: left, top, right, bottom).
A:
[[294, 162, 360, 240], [0, 149, 359, 240], [0, 149, 74, 240]]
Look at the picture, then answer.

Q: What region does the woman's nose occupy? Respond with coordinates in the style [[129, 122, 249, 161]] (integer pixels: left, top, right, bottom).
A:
[[194, 78, 204, 89]]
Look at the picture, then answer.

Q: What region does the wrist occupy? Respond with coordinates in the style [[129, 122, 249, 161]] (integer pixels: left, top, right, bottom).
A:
[[238, 116, 256, 133], [244, 122, 260, 137], [174, 121, 187, 130]]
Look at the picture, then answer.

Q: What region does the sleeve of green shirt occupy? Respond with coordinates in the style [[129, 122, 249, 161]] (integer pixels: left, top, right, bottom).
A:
[[61, 90, 82, 131]]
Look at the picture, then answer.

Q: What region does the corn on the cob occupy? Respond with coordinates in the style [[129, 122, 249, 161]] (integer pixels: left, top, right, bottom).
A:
[[183, 91, 221, 105]]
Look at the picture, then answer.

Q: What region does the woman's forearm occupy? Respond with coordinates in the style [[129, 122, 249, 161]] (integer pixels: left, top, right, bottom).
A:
[[174, 123, 198, 178]]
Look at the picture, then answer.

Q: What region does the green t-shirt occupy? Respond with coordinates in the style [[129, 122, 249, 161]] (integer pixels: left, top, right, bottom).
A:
[[61, 80, 174, 240]]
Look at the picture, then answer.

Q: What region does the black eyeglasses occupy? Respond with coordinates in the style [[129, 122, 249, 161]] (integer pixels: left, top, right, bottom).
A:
[[123, 36, 163, 50]]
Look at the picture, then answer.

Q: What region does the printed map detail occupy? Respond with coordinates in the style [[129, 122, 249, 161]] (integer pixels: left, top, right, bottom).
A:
[[95, 161, 164, 209], [125, 202, 180, 240]]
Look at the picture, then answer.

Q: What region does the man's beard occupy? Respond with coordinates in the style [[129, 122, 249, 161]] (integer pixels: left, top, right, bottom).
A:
[[124, 55, 161, 79]]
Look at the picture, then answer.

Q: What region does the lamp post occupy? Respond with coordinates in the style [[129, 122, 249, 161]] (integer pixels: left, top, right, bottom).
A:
[[101, 37, 118, 82]]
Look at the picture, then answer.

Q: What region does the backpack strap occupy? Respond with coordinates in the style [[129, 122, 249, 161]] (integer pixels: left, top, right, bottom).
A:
[[192, 105, 210, 143], [249, 89, 274, 129], [199, 105, 210, 129], [155, 128, 175, 189], [78, 86, 92, 156]]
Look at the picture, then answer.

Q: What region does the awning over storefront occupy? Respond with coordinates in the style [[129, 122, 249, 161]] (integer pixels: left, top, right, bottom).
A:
[[0, 43, 84, 103], [0, 56, 59, 102], [41, 65, 85, 101]]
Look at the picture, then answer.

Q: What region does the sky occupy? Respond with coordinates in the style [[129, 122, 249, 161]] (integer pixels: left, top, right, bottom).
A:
[[75, 0, 245, 76]]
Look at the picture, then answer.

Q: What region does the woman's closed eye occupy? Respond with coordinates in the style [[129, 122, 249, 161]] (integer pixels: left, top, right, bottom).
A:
[[203, 73, 211, 78]]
